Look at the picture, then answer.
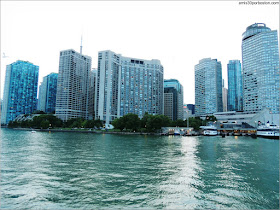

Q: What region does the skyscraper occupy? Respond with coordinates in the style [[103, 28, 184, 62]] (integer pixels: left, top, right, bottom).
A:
[[195, 58, 223, 116], [38, 73, 58, 113], [164, 79, 184, 121], [222, 79, 228, 112], [55, 49, 92, 121], [95, 50, 164, 124], [88, 68, 97, 120], [227, 60, 243, 111], [242, 23, 279, 114], [1, 60, 39, 124]]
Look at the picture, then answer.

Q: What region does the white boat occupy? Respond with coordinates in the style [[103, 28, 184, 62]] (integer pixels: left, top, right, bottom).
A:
[[257, 124, 279, 139], [200, 125, 218, 136], [31, 130, 36, 133], [174, 128, 181, 135]]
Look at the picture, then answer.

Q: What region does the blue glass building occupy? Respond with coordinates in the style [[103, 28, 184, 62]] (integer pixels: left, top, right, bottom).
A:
[[242, 23, 279, 114], [1, 60, 39, 124], [38, 73, 58, 113], [195, 58, 223, 116], [164, 79, 184, 121], [186, 104, 195, 115], [227, 60, 243, 111]]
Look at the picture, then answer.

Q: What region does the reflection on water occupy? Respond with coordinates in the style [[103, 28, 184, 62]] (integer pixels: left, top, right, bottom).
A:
[[0, 129, 279, 209]]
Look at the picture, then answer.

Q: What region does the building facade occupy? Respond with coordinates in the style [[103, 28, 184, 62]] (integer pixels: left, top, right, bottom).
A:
[[38, 73, 58, 113], [186, 104, 195, 115], [164, 79, 184, 121], [227, 60, 243, 111], [88, 68, 97, 120], [222, 79, 228, 112], [55, 49, 92, 121], [195, 58, 223, 116], [183, 104, 195, 121], [242, 23, 279, 114], [1, 60, 39, 124], [95, 50, 164, 124]]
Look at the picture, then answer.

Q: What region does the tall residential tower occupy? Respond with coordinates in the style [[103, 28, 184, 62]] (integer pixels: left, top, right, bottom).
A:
[[55, 49, 92, 121], [38, 73, 58, 113], [242, 23, 279, 114], [95, 50, 164, 124], [195, 58, 223, 116], [1, 60, 39, 124]]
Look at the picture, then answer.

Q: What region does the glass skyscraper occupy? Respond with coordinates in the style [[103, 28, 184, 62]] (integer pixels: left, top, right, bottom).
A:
[[164, 79, 184, 121], [242, 23, 279, 114], [95, 50, 164, 124], [38, 73, 58, 113], [195, 58, 223, 116], [1, 60, 39, 124], [55, 49, 92, 121], [227, 60, 243, 111]]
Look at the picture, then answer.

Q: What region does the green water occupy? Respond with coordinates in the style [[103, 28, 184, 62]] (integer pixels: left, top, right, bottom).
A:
[[0, 128, 279, 209]]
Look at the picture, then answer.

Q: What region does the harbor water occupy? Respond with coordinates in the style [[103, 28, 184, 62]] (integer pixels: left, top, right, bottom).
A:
[[0, 128, 279, 209]]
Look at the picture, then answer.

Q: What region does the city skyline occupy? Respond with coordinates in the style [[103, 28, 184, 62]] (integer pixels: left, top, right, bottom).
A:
[[1, 1, 279, 104]]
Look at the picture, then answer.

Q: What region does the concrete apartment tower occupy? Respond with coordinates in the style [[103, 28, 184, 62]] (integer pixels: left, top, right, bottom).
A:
[[95, 50, 164, 124], [195, 58, 223, 116], [55, 49, 92, 121], [1, 60, 39, 124], [242, 23, 279, 114]]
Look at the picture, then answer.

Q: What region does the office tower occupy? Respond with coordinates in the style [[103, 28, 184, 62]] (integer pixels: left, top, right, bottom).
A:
[[95, 50, 164, 124], [164, 79, 184, 121], [38, 73, 58, 113], [195, 58, 223, 116], [227, 60, 243, 111], [55, 49, 92, 121], [1, 60, 39, 124], [242, 23, 279, 114], [88, 68, 97, 120], [222, 79, 228, 112], [186, 104, 195, 115]]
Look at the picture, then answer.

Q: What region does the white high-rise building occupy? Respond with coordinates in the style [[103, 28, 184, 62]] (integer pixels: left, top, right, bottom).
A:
[[95, 50, 164, 124], [242, 23, 279, 114], [55, 49, 92, 121]]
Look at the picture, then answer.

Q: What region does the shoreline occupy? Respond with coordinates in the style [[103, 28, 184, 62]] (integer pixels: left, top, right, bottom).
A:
[[5, 127, 160, 135]]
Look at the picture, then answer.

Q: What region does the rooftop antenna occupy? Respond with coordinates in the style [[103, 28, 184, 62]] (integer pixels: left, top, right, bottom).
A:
[[80, 35, 83, 54]]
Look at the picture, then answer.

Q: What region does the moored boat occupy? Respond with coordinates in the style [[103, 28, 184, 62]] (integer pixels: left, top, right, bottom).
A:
[[200, 125, 218, 136], [257, 124, 279, 139]]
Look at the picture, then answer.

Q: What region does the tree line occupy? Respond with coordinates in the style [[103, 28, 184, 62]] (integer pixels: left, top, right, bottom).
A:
[[112, 113, 216, 132], [8, 114, 103, 129], [8, 113, 216, 131]]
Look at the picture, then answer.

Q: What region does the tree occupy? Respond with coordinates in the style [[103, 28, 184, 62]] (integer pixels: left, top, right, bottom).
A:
[[146, 115, 171, 132], [40, 120, 50, 129], [112, 117, 125, 131], [123, 113, 140, 131], [171, 119, 185, 127]]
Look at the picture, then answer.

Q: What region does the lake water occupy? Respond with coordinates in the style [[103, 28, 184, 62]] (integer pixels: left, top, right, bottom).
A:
[[0, 128, 279, 209]]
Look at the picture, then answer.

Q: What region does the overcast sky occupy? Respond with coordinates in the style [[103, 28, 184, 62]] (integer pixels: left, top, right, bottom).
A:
[[1, 1, 279, 104]]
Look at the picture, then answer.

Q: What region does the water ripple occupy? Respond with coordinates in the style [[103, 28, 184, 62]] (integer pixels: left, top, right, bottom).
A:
[[0, 129, 279, 209]]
